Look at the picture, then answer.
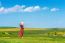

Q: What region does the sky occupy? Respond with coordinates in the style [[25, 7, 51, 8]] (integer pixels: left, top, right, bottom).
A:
[[0, 0, 65, 28]]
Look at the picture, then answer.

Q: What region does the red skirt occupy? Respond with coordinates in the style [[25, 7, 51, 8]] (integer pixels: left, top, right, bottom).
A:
[[18, 29, 24, 37]]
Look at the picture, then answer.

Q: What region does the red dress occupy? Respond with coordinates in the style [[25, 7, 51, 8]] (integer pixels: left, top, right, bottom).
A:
[[18, 25, 24, 37]]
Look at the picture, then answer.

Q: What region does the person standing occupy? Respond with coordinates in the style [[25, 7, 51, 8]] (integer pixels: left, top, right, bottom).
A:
[[18, 22, 24, 38]]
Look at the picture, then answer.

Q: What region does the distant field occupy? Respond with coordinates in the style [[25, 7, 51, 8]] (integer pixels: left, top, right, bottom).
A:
[[0, 28, 47, 31], [0, 27, 65, 43]]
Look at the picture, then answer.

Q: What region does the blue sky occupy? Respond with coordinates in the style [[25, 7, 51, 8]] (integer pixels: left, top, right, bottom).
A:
[[0, 0, 65, 28]]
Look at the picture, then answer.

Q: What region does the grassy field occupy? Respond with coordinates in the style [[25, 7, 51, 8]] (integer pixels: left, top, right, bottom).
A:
[[0, 28, 65, 43]]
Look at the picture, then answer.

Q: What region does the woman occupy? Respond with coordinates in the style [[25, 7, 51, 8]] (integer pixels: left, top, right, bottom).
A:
[[18, 22, 24, 38]]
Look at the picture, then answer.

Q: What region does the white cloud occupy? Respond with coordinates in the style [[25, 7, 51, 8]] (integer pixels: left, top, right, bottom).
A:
[[0, 7, 4, 12], [0, 5, 60, 14], [23, 6, 41, 12], [24, 7, 33, 12], [0, 5, 41, 13], [0, 5, 25, 13], [33, 6, 40, 11], [21, 5, 25, 8], [43, 7, 49, 10], [50, 8, 59, 12], [5, 5, 23, 12]]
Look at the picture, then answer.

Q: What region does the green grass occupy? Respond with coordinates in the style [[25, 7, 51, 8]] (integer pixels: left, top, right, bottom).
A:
[[0, 37, 65, 43], [0, 28, 65, 43]]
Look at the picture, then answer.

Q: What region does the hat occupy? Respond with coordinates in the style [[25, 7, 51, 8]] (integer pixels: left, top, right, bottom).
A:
[[20, 22, 24, 25]]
